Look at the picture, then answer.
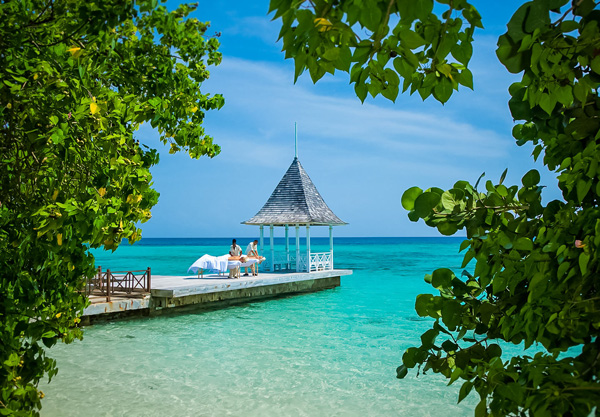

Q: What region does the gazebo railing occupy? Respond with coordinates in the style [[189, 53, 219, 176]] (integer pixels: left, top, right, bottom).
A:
[[309, 252, 332, 271], [261, 252, 333, 272]]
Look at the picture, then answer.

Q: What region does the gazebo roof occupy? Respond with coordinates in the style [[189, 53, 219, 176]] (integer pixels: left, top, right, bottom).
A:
[[243, 157, 347, 226]]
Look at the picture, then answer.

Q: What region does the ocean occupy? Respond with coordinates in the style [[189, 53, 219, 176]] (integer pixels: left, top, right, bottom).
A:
[[39, 237, 479, 416]]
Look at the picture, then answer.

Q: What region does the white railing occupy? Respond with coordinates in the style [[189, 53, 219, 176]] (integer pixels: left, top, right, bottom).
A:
[[298, 255, 307, 272], [309, 252, 332, 272], [260, 252, 333, 272]]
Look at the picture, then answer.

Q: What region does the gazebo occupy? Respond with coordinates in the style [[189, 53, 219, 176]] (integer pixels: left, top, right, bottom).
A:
[[242, 156, 347, 272]]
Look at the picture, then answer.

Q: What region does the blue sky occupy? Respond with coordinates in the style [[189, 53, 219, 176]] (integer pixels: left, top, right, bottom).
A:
[[139, 1, 560, 238]]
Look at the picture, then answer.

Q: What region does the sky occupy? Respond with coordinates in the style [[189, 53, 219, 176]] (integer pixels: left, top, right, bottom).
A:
[[138, 0, 561, 238]]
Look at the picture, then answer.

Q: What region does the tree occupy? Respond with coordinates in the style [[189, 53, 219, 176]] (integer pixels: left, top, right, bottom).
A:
[[0, 1, 223, 414], [271, 0, 600, 415]]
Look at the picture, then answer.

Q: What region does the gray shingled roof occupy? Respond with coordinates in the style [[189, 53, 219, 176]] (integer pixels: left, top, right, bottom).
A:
[[243, 158, 347, 226]]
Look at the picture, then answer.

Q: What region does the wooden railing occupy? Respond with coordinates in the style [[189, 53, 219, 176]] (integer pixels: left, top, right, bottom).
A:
[[86, 267, 151, 302]]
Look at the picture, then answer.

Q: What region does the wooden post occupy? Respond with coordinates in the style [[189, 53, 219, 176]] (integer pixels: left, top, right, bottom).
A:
[[106, 269, 111, 302], [147, 267, 151, 292], [295, 224, 300, 272], [285, 224, 289, 269], [306, 225, 311, 272], [329, 225, 334, 270], [270, 224, 274, 272], [96, 266, 102, 296]]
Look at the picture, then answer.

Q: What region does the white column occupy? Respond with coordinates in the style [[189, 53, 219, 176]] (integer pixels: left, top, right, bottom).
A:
[[295, 224, 300, 272], [285, 224, 289, 269], [270, 224, 274, 272], [259, 225, 264, 271], [306, 225, 311, 272], [329, 225, 334, 270]]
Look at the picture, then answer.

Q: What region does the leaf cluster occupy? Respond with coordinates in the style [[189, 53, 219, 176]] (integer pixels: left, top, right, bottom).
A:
[[0, 0, 223, 414], [397, 1, 600, 416], [273, 0, 600, 415], [270, 0, 482, 103]]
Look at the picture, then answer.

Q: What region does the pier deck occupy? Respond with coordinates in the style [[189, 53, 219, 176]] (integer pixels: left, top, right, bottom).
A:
[[82, 269, 352, 323]]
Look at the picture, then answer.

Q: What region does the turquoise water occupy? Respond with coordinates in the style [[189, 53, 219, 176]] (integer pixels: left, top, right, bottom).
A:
[[40, 237, 479, 416]]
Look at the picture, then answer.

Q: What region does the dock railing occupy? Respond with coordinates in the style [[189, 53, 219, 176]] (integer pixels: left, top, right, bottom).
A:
[[85, 267, 151, 302]]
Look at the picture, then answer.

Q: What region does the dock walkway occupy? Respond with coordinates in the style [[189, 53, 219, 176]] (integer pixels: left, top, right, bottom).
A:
[[82, 269, 352, 323]]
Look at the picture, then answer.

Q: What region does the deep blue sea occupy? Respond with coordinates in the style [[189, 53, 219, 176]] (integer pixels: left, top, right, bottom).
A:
[[40, 237, 480, 416]]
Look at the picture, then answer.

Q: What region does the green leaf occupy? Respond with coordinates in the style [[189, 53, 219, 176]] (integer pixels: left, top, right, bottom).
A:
[[521, 169, 540, 187], [354, 81, 368, 102], [415, 294, 434, 317], [506, 4, 530, 41], [402, 347, 419, 367], [514, 237, 533, 251], [459, 239, 470, 252], [524, 1, 550, 33], [579, 252, 590, 275], [438, 222, 459, 236], [451, 42, 473, 65], [538, 93, 557, 115], [396, 364, 409, 379], [441, 299, 462, 330], [322, 47, 340, 62], [399, 29, 427, 49], [413, 192, 441, 217], [590, 56, 600, 75], [432, 268, 454, 289], [441, 189, 465, 210], [486, 343, 502, 358], [3, 353, 20, 367], [458, 68, 473, 90], [433, 78, 453, 103], [401, 186, 423, 210], [420, 328, 439, 349], [496, 34, 528, 74], [361, 0, 382, 31], [458, 381, 473, 403], [576, 179, 592, 202], [499, 168, 508, 185]]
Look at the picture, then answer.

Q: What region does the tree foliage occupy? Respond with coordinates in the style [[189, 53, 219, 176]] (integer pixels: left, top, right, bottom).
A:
[[272, 0, 600, 415], [270, 0, 481, 103], [0, 0, 222, 414]]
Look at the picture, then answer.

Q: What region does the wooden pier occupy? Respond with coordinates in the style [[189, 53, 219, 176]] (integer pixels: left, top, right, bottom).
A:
[[81, 269, 352, 324]]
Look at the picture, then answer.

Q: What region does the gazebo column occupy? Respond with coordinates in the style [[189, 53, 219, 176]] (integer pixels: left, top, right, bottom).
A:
[[329, 225, 333, 270], [269, 224, 274, 272], [285, 224, 289, 270], [259, 225, 264, 256], [306, 225, 311, 272], [295, 224, 300, 272]]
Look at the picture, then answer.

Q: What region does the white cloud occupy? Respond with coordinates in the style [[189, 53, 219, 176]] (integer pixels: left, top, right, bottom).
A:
[[205, 57, 513, 167], [140, 53, 557, 237]]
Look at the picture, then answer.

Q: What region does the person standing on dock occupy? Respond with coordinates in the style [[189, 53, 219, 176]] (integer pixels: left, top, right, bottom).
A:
[[245, 239, 260, 276], [229, 239, 242, 257]]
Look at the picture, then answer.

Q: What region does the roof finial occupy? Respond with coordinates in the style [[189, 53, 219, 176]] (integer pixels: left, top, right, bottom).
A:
[[294, 122, 298, 160]]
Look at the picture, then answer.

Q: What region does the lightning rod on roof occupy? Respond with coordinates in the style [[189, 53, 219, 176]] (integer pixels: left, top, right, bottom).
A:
[[294, 122, 298, 159]]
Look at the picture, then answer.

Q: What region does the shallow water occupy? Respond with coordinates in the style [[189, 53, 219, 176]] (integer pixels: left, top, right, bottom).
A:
[[40, 237, 479, 416]]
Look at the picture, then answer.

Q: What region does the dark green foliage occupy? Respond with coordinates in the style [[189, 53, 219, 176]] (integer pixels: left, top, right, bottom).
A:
[[0, 0, 223, 414], [272, 0, 600, 415], [270, 0, 482, 103], [401, 1, 600, 415]]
